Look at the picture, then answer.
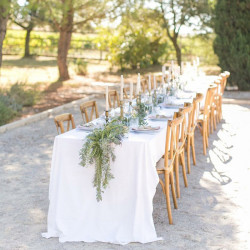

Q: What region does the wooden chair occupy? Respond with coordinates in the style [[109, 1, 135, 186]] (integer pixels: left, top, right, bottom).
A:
[[197, 86, 217, 155], [186, 93, 203, 169], [180, 102, 194, 174], [123, 86, 136, 100], [54, 113, 76, 134], [215, 71, 230, 122], [141, 75, 154, 93], [141, 77, 148, 93], [80, 100, 99, 123], [173, 111, 188, 198], [108, 90, 120, 109], [156, 114, 184, 224]]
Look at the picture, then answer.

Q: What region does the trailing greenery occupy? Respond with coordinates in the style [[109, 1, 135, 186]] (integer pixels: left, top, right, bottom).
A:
[[213, 0, 250, 90], [79, 119, 128, 202], [133, 102, 148, 126]]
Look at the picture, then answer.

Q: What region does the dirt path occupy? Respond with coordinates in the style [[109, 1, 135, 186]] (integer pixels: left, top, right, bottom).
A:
[[0, 100, 250, 249]]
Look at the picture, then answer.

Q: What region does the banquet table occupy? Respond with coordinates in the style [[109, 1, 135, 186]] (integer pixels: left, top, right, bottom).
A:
[[42, 75, 217, 244]]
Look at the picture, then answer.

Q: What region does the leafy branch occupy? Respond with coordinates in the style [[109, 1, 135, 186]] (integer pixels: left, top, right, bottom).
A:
[[79, 119, 128, 202]]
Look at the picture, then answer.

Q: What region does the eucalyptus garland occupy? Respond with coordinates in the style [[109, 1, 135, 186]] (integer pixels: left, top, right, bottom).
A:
[[134, 102, 148, 125], [79, 119, 128, 202]]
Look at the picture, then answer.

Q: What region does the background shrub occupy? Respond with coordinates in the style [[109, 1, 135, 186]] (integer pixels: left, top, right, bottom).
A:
[[213, 0, 250, 90], [73, 59, 88, 75], [0, 83, 40, 125]]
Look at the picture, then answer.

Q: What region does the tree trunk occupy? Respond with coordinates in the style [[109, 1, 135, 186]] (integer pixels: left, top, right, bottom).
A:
[[57, 29, 72, 81], [0, 6, 9, 70], [172, 37, 182, 66], [24, 27, 32, 58]]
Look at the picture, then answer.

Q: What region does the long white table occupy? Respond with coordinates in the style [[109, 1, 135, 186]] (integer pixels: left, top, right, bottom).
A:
[[42, 75, 217, 244]]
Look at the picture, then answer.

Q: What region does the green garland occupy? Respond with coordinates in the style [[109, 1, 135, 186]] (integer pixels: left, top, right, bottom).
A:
[[79, 119, 128, 202], [134, 102, 148, 125]]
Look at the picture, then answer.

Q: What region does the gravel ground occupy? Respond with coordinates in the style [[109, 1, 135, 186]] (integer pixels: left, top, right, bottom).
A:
[[1, 97, 250, 250]]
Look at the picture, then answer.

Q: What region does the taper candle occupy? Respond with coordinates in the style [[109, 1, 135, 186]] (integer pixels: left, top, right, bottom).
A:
[[130, 81, 133, 102], [120, 75, 124, 101], [136, 73, 140, 95], [153, 75, 156, 90], [105, 85, 109, 111], [148, 75, 151, 91]]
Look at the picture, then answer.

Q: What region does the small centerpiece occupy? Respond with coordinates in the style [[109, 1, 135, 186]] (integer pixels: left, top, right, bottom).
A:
[[79, 119, 128, 202]]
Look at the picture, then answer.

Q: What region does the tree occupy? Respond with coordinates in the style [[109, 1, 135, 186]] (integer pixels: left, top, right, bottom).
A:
[[43, 0, 122, 81], [12, 0, 46, 57], [0, 0, 11, 70], [100, 7, 168, 70], [213, 0, 250, 90], [150, 0, 212, 66]]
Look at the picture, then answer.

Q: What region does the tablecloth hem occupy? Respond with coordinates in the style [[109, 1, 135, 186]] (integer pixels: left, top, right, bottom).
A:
[[42, 232, 163, 245]]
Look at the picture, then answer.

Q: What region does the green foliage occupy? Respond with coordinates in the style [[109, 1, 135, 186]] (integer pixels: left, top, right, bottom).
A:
[[0, 92, 22, 125], [79, 119, 128, 202], [213, 0, 250, 90], [0, 101, 16, 126], [0, 83, 39, 125], [133, 102, 148, 125], [73, 58, 88, 75], [9, 83, 39, 106], [98, 7, 169, 70]]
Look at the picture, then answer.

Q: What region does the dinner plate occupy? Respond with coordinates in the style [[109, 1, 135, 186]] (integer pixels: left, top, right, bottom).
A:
[[162, 104, 183, 109], [148, 115, 172, 121], [77, 124, 95, 131], [131, 126, 160, 133]]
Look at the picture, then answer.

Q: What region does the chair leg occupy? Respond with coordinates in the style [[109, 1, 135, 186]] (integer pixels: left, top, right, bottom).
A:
[[170, 171, 178, 209], [213, 110, 217, 130], [175, 155, 180, 198], [187, 136, 191, 174], [207, 116, 210, 137], [165, 172, 173, 224], [205, 127, 209, 148], [159, 178, 165, 194], [191, 135, 196, 165], [180, 151, 188, 187], [210, 111, 214, 134], [203, 122, 207, 155]]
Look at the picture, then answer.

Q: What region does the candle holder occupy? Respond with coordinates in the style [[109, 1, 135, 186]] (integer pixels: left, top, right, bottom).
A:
[[136, 94, 140, 105], [120, 100, 124, 119], [105, 110, 109, 124]]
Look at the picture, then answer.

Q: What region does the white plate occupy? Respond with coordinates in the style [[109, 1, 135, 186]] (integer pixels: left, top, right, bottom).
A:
[[77, 125, 95, 131], [162, 104, 183, 109], [131, 126, 160, 133], [148, 115, 172, 121]]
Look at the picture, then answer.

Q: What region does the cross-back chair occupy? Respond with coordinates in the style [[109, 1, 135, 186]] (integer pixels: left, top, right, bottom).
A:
[[172, 111, 188, 198], [198, 86, 217, 155], [80, 100, 99, 123], [141, 77, 148, 93], [180, 102, 194, 174], [186, 93, 203, 169], [108, 90, 120, 109], [54, 113, 76, 134], [156, 114, 184, 224]]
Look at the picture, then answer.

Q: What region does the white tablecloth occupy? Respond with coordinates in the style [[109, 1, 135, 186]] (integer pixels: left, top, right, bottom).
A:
[[42, 75, 216, 244]]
